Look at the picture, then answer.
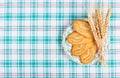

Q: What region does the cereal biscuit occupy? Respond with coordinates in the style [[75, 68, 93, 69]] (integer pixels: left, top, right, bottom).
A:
[[67, 31, 93, 45], [72, 20, 93, 39], [71, 44, 86, 56], [80, 44, 98, 64], [71, 42, 95, 56]]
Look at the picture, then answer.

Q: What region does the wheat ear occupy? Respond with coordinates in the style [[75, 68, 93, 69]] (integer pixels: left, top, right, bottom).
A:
[[102, 9, 111, 38], [88, 12, 100, 48]]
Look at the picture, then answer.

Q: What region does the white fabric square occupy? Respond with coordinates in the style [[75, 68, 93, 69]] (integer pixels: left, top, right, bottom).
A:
[[37, 54, 43, 60], [11, 67, 18, 73], [11, 44, 17, 49], [11, 31, 18, 36], [0, 67, 4, 73], [37, 31, 44, 37], [11, 55, 18, 60], [37, 67, 43, 73], [25, 8, 31, 13], [38, 20, 44, 26], [0, 20, 5, 26], [24, 44, 31, 49], [24, 67, 31, 73], [12, 8, 18, 13], [24, 55, 31, 60], [64, 8, 70, 13], [0, 8, 4, 14], [0, 31, 4, 36], [51, 8, 57, 13], [24, 31, 31, 36], [25, 20, 31, 27], [11, 20, 18, 27], [0, 55, 4, 61], [50, 20, 57, 27]]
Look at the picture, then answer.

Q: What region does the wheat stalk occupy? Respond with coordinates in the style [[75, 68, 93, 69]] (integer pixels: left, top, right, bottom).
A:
[[99, 9, 111, 66], [88, 8, 111, 66], [99, 8, 105, 38], [102, 9, 111, 38], [88, 12, 100, 49], [95, 9, 106, 66], [95, 9, 101, 39], [96, 9, 106, 65]]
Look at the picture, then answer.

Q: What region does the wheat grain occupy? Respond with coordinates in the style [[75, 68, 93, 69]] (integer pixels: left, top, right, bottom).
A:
[[88, 12, 100, 48], [94, 9, 103, 39], [102, 9, 111, 38], [99, 8, 105, 38], [95, 9, 101, 39]]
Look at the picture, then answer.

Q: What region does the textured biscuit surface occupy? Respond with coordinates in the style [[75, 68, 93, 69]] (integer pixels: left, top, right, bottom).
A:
[[71, 42, 95, 56], [66, 20, 98, 64], [80, 44, 97, 64], [72, 20, 94, 39], [67, 31, 93, 45]]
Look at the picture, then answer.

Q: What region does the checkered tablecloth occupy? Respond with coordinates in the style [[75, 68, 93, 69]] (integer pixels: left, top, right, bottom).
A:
[[0, 0, 119, 78]]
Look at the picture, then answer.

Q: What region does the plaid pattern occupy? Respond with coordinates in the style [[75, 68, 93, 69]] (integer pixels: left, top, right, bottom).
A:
[[0, 0, 119, 78]]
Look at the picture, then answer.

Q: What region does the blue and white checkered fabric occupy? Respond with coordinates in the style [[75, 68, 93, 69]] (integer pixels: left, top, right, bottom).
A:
[[0, 0, 119, 77]]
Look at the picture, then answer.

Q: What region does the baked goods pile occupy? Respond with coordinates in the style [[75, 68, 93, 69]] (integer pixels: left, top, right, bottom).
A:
[[66, 9, 111, 65], [67, 20, 98, 64]]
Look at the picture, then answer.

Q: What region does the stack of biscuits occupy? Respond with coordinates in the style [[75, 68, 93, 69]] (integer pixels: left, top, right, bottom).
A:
[[67, 20, 98, 64], [66, 9, 111, 65]]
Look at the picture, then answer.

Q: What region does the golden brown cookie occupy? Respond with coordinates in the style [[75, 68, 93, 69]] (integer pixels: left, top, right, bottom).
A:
[[80, 44, 98, 64], [72, 20, 93, 39], [71, 42, 95, 56], [67, 31, 93, 45], [71, 44, 86, 56]]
